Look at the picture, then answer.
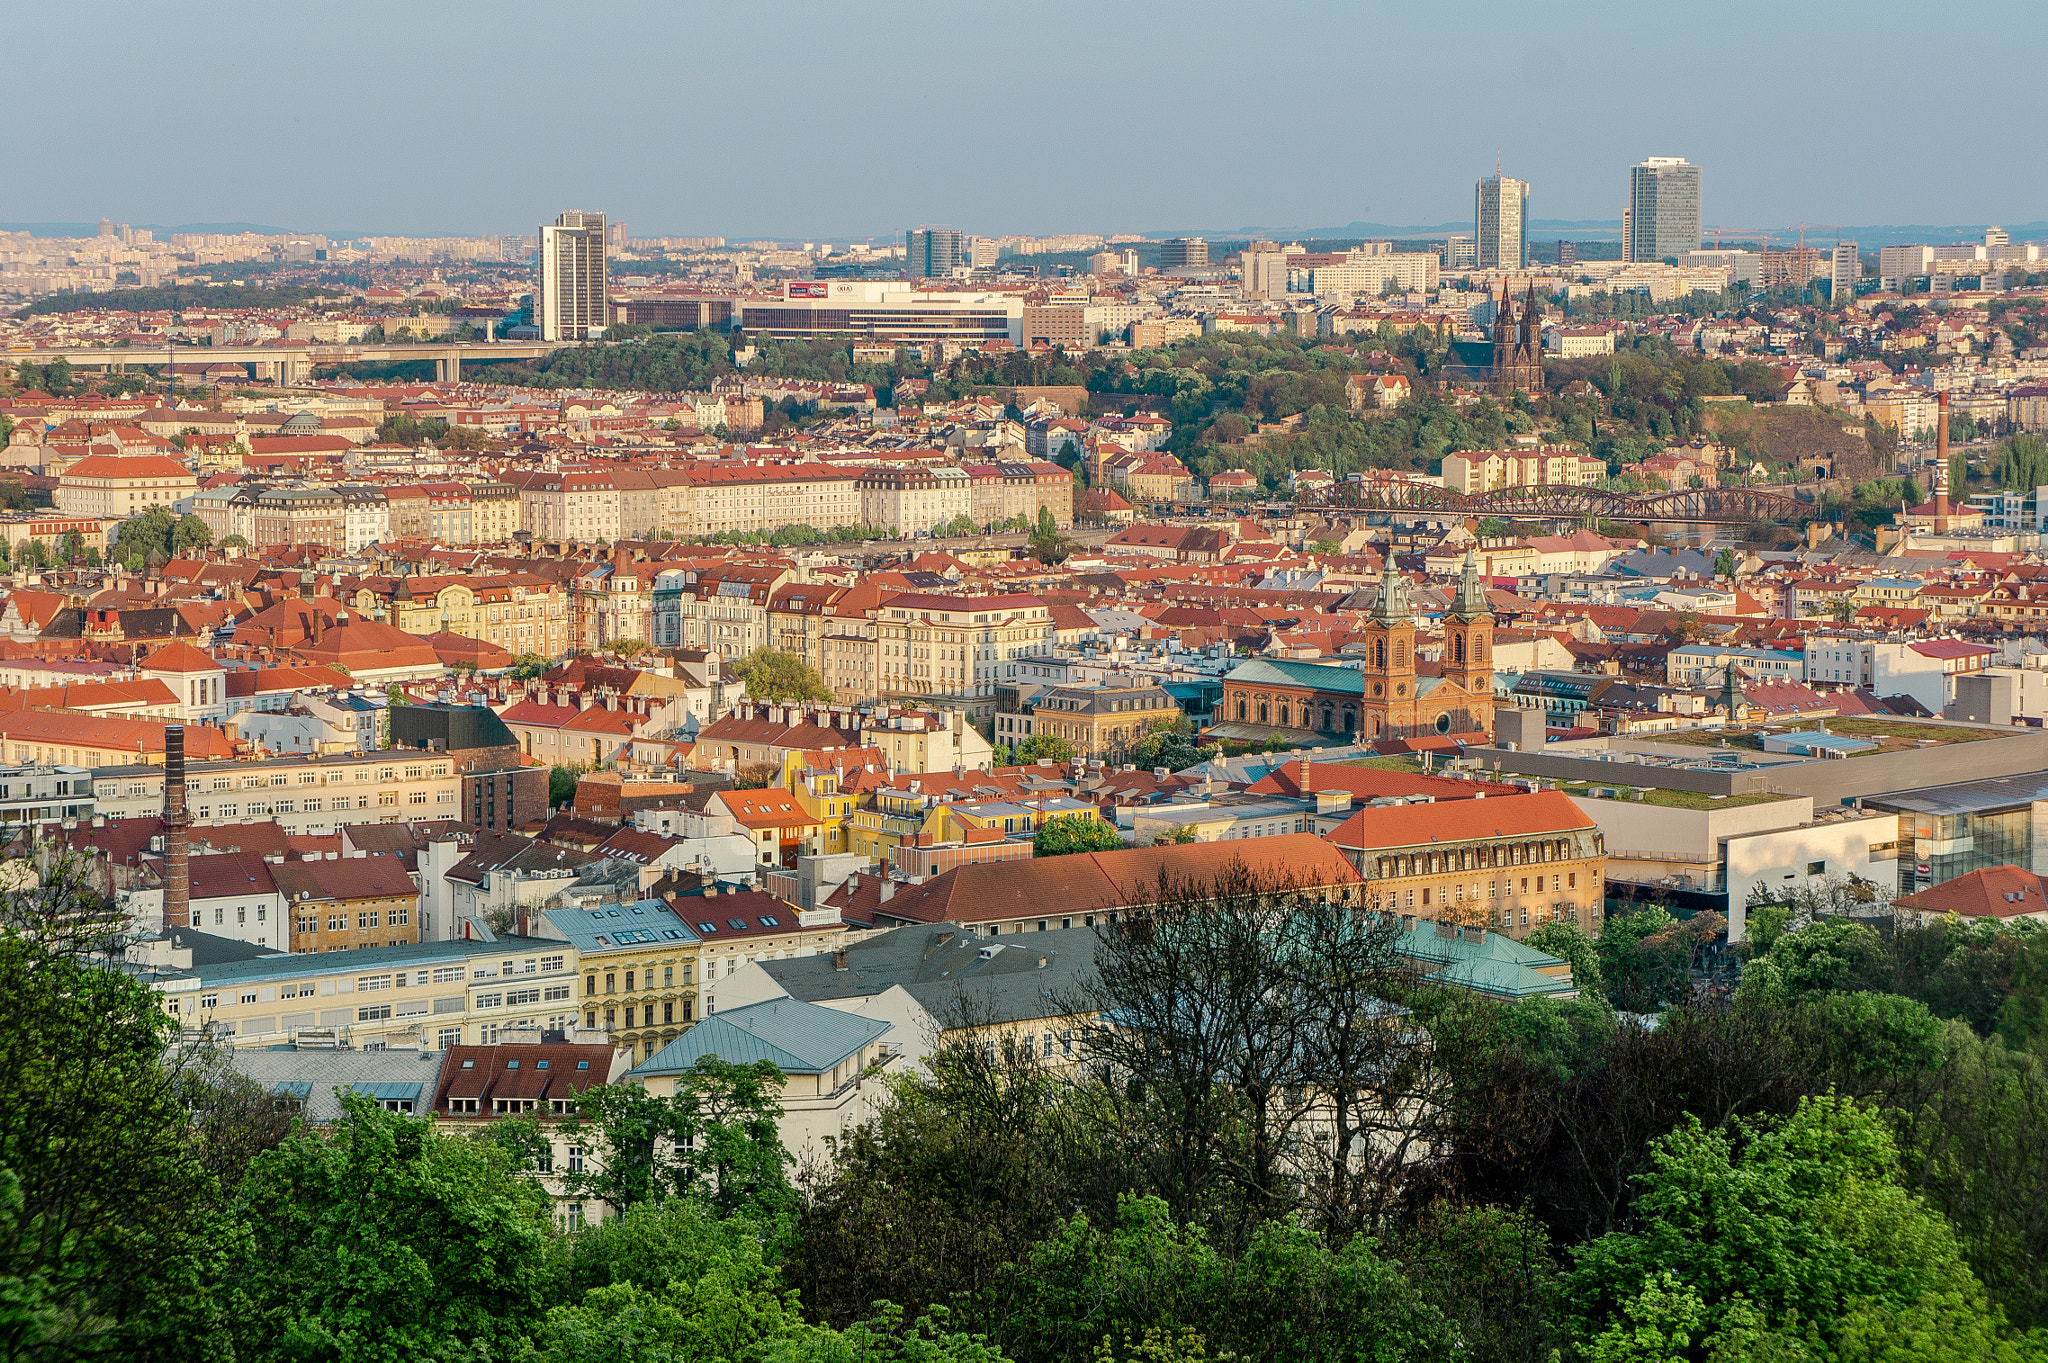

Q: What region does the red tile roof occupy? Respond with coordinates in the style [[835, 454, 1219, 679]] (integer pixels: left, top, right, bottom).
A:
[[873, 834, 1359, 926], [1895, 865, 2048, 919], [1326, 790, 1593, 853]]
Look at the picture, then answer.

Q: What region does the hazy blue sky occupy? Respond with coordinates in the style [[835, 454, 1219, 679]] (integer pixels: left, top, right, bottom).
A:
[[7, 0, 2037, 240]]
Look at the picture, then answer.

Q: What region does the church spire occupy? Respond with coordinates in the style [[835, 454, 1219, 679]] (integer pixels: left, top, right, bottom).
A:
[[1373, 553, 1410, 623], [1452, 547, 1488, 621]]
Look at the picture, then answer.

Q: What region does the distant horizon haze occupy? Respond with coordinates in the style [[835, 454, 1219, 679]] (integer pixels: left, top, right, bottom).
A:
[[7, 0, 2040, 241]]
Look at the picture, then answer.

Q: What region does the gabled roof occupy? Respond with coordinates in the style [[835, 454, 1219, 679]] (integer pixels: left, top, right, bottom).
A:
[[632, 997, 889, 1076], [874, 834, 1359, 926], [1327, 790, 1594, 853], [1894, 864, 2048, 919]]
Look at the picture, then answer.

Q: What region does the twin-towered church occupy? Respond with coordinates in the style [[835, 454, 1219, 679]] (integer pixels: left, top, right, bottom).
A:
[[1217, 550, 1496, 744]]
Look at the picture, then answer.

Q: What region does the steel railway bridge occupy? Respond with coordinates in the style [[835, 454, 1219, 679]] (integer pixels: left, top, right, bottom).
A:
[[1312, 480, 1810, 525]]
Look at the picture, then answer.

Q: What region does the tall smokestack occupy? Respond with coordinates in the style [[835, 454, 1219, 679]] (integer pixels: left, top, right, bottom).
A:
[[1934, 391, 1951, 534], [162, 726, 190, 930]]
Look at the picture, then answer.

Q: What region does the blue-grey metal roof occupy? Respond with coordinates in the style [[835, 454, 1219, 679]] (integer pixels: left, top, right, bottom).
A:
[[1224, 657, 1366, 695], [225, 1047, 449, 1123], [151, 933, 560, 988], [541, 900, 701, 953], [632, 998, 889, 1077], [1864, 769, 2048, 817]]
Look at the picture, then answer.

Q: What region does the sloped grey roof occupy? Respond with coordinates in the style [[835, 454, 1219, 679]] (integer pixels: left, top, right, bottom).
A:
[[632, 997, 888, 1077], [224, 1047, 450, 1123], [754, 921, 1102, 1029]]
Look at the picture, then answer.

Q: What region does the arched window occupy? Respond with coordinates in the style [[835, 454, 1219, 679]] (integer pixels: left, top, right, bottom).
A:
[[1259, 702, 1270, 724], [1236, 698, 1247, 720], [1320, 704, 1333, 730], [1372, 639, 1386, 669], [1452, 635, 1465, 663], [1343, 706, 1357, 732], [1277, 704, 1290, 727]]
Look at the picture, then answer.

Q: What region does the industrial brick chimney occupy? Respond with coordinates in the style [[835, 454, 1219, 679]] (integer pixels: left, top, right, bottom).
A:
[[162, 726, 191, 929], [1933, 390, 1951, 534]]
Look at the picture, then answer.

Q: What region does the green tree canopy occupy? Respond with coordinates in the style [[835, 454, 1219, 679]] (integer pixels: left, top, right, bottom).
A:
[[1014, 732, 1076, 765], [238, 1094, 559, 1361], [1032, 813, 1124, 857], [1563, 1094, 2032, 1359], [730, 649, 833, 704]]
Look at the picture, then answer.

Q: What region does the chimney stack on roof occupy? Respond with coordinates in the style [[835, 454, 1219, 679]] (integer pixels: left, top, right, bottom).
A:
[[162, 725, 191, 930], [1934, 390, 1951, 534]]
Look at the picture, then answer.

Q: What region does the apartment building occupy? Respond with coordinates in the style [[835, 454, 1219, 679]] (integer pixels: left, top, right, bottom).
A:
[[858, 464, 973, 533], [1024, 679, 1181, 759], [1440, 446, 1605, 494], [250, 486, 346, 548], [367, 574, 571, 658], [91, 749, 463, 836], [469, 481, 520, 543], [653, 563, 793, 655], [682, 463, 864, 537], [273, 854, 423, 953], [510, 469, 621, 544], [339, 486, 390, 551], [1328, 790, 1609, 939], [539, 899, 703, 1063], [963, 460, 1074, 528], [148, 934, 582, 1050], [57, 454, 200, 519], [873, 592, 1055, 698]]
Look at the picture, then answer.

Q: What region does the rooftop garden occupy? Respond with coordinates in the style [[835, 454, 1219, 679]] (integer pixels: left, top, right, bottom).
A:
[[1553, 779, 1790, 810]]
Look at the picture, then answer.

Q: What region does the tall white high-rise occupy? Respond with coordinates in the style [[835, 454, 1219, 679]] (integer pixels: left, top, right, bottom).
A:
[[1474, 173, 1529, 270], [905, 228, 964, 279], [538, 210, 608, 341], [1627, 158, 1702, 265], [1831, 241, 1860, 301]]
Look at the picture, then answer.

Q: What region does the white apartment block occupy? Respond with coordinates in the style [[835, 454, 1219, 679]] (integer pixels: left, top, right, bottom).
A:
[[92, 750, 464, 837]]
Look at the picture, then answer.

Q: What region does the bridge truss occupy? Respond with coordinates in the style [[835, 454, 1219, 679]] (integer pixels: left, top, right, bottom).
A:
[[1314, 480, 1809, 524]]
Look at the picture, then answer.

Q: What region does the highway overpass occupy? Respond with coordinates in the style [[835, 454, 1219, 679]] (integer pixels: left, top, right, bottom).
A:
[[2, 339, 578, 384]]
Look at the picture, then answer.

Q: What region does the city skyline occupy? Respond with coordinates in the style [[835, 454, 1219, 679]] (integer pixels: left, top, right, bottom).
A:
[[6, 0, 2040, 240]]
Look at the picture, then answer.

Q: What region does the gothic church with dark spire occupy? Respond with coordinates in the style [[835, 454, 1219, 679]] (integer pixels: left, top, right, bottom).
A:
[[1491, 280, 1544, 396]]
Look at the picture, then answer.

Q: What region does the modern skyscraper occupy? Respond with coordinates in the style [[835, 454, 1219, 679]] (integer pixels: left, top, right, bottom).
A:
[[1474, 173, 1529, 270], [905, 228, 964, 279], [1159, 237, 1210, 269], [1441, 234, 1477, 270], [1831, 241, 1860, 301], [538, 210, 608, 341], [1627, 158, 1702, 265]]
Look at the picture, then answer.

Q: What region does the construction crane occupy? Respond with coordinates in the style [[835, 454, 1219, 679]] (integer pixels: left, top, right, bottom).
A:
[[1709, 227, 1779, 250]]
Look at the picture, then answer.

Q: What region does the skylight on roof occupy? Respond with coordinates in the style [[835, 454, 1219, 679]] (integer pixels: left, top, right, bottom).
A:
[[727, 919, 748, 931], [698, 923, 718, 933]]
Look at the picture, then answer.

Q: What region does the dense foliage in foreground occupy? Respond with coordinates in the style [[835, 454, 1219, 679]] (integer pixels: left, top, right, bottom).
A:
[[7, 863, 2048, 1362]]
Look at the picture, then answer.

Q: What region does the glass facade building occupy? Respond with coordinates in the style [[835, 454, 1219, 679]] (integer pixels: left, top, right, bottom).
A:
[[1627, 159, 1702, 266], [1865, 771, 2048, 894]]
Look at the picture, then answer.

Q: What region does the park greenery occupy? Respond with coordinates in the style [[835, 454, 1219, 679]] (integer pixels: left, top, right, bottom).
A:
[[460, 321, 1905, 504], [14, 282, 359, 316], [111, 506, 212, 570]]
